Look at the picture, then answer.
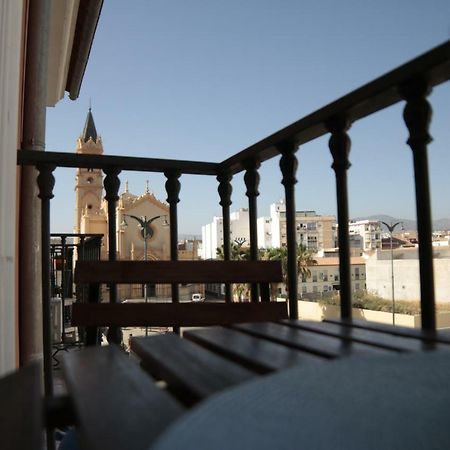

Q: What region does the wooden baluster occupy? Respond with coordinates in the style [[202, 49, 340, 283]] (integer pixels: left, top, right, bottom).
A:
[[399, 78, 435, 331], [244, 160, 260, 302], [217, 172, 233, 303], [103, 167, 121, 344], [165, 170, 181, 333], [327, 117, 353, 320], [278, 141, 299, 317], [36, 163, 56, 398]]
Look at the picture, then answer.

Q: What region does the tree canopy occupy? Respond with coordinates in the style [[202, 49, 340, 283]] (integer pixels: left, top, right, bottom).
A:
[[216, 240, 317, 299]]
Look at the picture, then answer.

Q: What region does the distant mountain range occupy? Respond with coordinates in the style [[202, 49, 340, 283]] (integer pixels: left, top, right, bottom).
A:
[[353, 215, 450, 232]]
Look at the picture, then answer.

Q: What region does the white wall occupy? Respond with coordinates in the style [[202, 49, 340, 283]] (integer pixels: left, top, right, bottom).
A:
[[201, 217, 223, 259], [230, 209, 250, 244], [257, 217, 272, 249], [270, 202, 284, 248], [0, 0, 24, 375], [366, 256, 450, 302]]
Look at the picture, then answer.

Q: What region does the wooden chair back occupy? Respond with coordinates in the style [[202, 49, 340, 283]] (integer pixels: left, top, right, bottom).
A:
[[72, 260, 286, 331]]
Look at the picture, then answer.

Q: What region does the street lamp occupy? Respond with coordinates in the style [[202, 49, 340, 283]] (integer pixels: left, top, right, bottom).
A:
[[380, 221, 403, 326], [121, 213, 169, 336]]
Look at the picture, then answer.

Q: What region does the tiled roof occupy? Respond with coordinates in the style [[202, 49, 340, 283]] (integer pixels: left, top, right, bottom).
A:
[[314, 257, 366, 266]]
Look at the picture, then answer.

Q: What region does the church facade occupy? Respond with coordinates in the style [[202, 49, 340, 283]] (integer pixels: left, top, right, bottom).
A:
[[74, 109, 172, 300]]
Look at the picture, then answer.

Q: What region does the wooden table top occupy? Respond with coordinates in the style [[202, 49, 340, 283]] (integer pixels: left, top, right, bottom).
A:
[[61, 320, 450, 450]]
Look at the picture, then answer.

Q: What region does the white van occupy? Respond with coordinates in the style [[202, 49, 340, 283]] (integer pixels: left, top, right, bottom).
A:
[[191, 293, 205, 302]]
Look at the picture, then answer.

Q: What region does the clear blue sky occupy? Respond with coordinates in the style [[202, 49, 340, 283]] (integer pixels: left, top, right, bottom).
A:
[[47, 0, 450, 235]]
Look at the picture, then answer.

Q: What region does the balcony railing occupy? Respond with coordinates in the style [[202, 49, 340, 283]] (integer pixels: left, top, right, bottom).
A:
[[17, 40, 450, 402]]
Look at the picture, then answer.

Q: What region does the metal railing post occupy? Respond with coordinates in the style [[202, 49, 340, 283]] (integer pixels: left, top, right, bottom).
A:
[[399, 78, 436, 331], [165, 170, 181, 333], [217, 172, 233, 302], [244, 160, 260, 302], [327, 117, 353, 320], [278, 141, 299, 318], [103, 167, 121, 344]]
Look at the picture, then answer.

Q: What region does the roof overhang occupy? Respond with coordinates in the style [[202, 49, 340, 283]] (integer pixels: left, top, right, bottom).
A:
[[46, 0, 103, 106]]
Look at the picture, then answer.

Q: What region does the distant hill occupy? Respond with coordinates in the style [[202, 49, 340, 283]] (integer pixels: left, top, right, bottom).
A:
[[433, 218, 450, 231], [352, 215, 450, 232]]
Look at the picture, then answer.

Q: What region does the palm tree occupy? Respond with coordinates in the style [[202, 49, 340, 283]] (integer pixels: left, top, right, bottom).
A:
[[296, 245, 317, 281], [216, 239, 251, 301], [262, 244, 316, 296], [216, 240, 250, 261]]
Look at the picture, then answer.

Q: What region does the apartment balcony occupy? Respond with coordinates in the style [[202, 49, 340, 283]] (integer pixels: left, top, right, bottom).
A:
[[5, 41, 450, 450]]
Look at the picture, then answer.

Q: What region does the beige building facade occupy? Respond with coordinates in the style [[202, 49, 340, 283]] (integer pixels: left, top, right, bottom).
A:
[[300, 257, 366, 298], [270, 201, 336, 251]]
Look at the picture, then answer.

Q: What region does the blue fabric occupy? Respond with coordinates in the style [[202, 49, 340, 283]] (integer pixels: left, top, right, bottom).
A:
[[59, 430, 80, 450], [151, 351, 450, 450]]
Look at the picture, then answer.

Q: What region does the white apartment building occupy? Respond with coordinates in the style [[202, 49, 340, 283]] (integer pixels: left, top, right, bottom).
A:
[[201, 209, 250, 259], [348, 220, 382, 252], [201, 216, 223, 260], [257, 217, 272, 248], [229, 209, 250, 245], [432, 231, 450, 247], [202, 202, 336, 258]]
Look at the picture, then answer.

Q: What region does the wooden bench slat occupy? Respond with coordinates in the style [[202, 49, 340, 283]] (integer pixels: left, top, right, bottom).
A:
[[232, 322, 393, 357], [282, 320, 433, 352], [62, 345, 184, 450], [326, 318, 450, 345], [131, 334, 256, 405], [72, 302, 288, 327], [0, 364, 42, 450], [183, 326, 322, 374], [75, 260, 282, 284]]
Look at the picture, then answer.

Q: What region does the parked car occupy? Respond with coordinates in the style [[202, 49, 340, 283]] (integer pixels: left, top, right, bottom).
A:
[[191, 293, 205, 302]]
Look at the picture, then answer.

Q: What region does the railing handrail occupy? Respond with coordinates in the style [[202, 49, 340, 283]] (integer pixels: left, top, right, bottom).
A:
[[17, 149, 219, 176], [220, 40, 450, 174]]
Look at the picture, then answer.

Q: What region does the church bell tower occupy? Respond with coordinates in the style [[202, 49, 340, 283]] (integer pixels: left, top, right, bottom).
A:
[[74, 108, 104, 233]]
